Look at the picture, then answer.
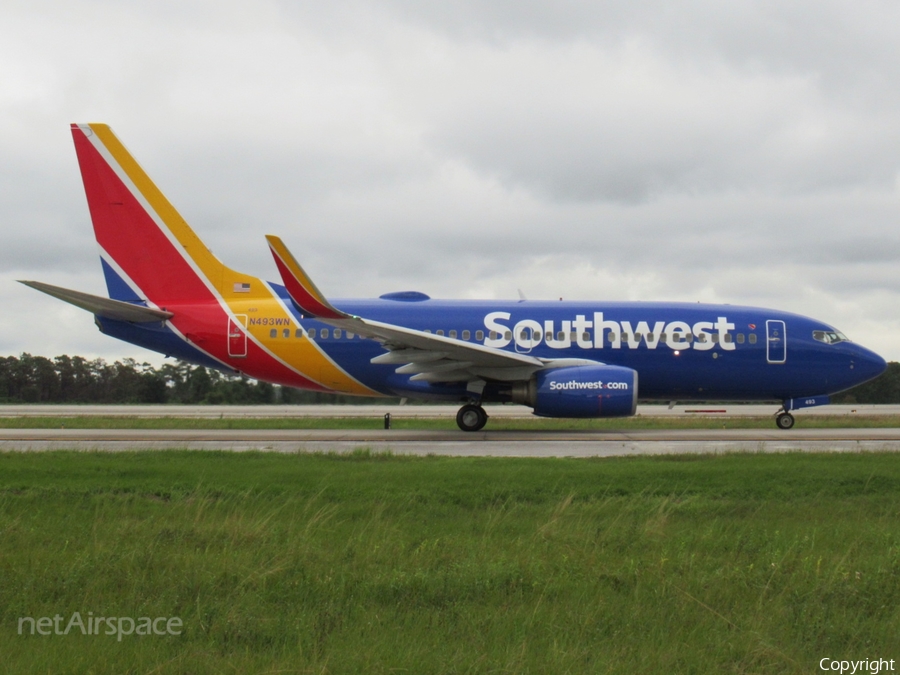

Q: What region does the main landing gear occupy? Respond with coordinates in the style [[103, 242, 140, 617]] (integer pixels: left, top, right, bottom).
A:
[[775, 411, 795, 430], [457, 404, 488, 432]]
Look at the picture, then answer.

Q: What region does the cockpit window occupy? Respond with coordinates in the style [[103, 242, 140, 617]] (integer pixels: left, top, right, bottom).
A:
[[813, 330, 849, 344]]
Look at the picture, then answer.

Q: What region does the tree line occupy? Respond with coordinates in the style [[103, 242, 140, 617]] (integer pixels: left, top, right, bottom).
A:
[[0, 354, 374, 405], [0, 353, 898, 405]]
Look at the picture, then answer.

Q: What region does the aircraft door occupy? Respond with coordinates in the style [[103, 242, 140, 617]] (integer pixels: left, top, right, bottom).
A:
[[766, 320, 786, 364], [228, 315, 248, 358]]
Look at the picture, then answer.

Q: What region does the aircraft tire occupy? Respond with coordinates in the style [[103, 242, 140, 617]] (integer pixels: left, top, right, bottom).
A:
[[457, 404, 488, 432], [775, 412, 795, 430]]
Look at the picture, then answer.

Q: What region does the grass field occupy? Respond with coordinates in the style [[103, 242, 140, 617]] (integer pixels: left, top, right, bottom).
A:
[[1, 450, 898, 674], [2, 413, 900, 430]]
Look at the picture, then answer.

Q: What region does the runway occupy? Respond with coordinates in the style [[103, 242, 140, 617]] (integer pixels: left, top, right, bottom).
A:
[[1, 403, 899, 418], [2, 428, 900, 456]]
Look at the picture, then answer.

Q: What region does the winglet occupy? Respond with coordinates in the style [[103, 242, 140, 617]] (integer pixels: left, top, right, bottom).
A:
[[265, 235, 347, 320]]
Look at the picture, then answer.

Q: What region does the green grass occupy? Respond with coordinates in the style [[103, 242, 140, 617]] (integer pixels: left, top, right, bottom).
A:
[[2, 413, 900, 430], [1, 450, 898, 673]]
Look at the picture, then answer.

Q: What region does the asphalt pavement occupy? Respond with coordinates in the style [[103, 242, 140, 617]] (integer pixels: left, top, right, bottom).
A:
[[1, 427, 898, 456]]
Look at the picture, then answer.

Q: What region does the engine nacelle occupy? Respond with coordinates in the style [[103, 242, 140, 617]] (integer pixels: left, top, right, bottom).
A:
[[511, 365, 638, 418]]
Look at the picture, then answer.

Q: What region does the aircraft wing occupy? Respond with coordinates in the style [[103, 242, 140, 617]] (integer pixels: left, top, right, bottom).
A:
[[19, 280, 174, 323], [266, 236, 549, 384]]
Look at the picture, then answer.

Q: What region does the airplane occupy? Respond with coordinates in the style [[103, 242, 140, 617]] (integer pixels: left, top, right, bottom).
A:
[[20, 123, 887, 431]]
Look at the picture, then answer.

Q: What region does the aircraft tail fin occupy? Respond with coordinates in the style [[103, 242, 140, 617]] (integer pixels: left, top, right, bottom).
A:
[[70, 123, 249, 306]]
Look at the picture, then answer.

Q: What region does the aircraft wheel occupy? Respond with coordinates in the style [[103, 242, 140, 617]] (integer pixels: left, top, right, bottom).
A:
[[457, 404, 488, 432], [775, 412, 795, 430]]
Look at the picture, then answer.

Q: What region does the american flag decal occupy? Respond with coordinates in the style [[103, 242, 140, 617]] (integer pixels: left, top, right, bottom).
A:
[[234, 282, 251, 293]]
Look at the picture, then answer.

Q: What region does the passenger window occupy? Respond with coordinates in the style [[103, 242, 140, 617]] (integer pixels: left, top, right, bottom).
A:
[[270, 329, 277, 338], [557, 331, 565, 341], [737, 333, 745, 344], [489, 331, 497, 340], [436, 330, 444, 336], [449, 330, 457, 338], [283, 328, 290, 339], [295, 328, 304, 338], [308, 328, 316, 339], [462, 330, 470, 340], [724, 334, 732, 343], [660, 334, 667, 343], [334, 329, 342, 339], [347, 332, 354, 339], [476, 330, 484, 341], [647, 333, 654, 341], [634, 333, 642, 341], [712, 334, 719, 343], [424, 329, 431, 334], [582, 332, 590, 342], [749, 333, 757, 344], [685, 334, 693, 343], [519, 330, 528, 340], [698, 334, 707, 343], [504, 331, 512, 340]]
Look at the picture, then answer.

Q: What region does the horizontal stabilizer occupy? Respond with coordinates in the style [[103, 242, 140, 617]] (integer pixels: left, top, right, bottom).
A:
[[19, 280, 173, 323]]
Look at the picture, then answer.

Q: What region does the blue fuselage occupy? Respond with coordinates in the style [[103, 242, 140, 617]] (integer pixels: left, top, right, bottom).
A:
[[102, 286, 886, 405]]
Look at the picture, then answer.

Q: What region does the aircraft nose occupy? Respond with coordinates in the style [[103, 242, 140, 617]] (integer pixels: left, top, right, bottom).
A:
[[852, 344, 887, 383]]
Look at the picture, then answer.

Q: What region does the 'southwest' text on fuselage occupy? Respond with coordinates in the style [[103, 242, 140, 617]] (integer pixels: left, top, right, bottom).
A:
[[483, 312, 736, 351]]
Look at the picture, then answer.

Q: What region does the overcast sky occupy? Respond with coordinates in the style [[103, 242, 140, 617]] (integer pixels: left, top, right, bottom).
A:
[[3, 0, 900, 364]]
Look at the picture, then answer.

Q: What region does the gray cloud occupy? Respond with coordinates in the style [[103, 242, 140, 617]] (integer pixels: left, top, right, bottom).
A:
[[2, 0, 900, 362]]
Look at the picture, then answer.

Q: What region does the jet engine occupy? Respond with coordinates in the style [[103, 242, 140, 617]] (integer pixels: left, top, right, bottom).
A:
[[511, 365, 638, 418]]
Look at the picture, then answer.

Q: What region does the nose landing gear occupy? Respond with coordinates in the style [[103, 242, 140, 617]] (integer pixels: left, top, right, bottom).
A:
[[456, 404, 488, 432], [775, 411, 795, 429]]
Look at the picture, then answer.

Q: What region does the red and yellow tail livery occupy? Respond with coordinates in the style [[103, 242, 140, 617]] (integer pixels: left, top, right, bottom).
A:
[[64, 123, 375, 395]]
